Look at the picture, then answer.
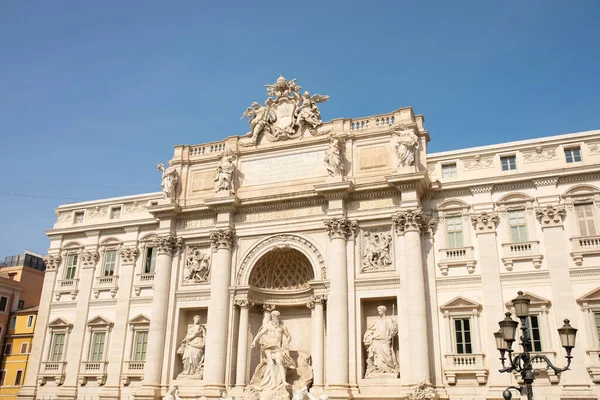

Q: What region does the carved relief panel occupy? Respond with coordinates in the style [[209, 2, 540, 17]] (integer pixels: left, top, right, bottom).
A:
[[360, 228, 394, 274], [182, 247, 212, 285]]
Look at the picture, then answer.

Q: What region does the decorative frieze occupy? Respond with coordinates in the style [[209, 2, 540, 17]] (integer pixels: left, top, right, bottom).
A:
[[209, 229, 236, 250], [118, 247, 140, 264], [183, 248, 211, 283], [87, 206, 108, 219], [124, 201, 147, 213], [324, 218, 357, 239], [463, 154, 493, 170], [535, 205, 566, 227], [80, 251, 99, 267], [361, 231, 394, 273], [56, 212, 71, 222], [392, 210, 431, 234], [522, 146, 558, 162], [589, 142, 600, 155], [470, 212, 499, 234], [43, 255, 62, 271], [153, 235, 182, 255]]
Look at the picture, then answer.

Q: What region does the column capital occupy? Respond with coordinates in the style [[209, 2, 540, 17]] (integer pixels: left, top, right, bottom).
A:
[[43, 254, 62, 271], [235, 299, 254, 309], [535, 204, 566, 227], [262, 303, 276, 312], [392, 209, 433, 235], [324, 218, 357, 239], [80, 251, 99, 267], [307, 294, 327, 309], [470, 212, 499, 234], [153, 235, 182, 255], [210, 229, 236, 250], [119, 247, 140, 264]]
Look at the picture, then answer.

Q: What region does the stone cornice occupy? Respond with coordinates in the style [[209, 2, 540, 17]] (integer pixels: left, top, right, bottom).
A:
[[535, 205, 566, 227], [46, 218, 158, 237], [324, 218, 358, 239]]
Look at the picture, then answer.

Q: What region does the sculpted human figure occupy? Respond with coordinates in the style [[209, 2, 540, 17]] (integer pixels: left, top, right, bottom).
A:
[[246, 310, 296, 397], [390, 124, 419, 168], [215, 150, 236, 193], [323, 135, 344, 177], [363, 306, 399, 376], [294, 91, 329, 134], [176, 315, 206, 379], [184, 250, 210, 283], [157, 161, 179, 201], [243, 102, 274, 145]]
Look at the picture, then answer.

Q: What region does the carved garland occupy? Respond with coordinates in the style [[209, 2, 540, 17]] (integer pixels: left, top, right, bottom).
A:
[[236, 234, 326, 285], [209, 229, 236, 250], [324, 218, 358, 239], [535, 205, 566, 227]]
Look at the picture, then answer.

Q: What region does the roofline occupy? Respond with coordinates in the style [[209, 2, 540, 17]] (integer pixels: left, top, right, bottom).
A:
[[55, 192, 162, 211]]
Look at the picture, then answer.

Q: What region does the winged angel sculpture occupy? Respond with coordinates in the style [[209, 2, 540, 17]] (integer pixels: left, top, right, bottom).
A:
[[241, 76, 329, 146]]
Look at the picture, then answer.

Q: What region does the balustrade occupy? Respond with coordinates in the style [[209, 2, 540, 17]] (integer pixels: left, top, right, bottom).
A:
[[190, 141, 226, 158]]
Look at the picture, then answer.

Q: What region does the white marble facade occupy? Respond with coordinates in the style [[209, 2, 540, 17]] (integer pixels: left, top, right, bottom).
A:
[[18, 78, 600, 400]]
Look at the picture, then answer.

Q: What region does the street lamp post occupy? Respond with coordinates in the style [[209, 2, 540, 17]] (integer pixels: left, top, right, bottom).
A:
[[494, 291, 578, 400]]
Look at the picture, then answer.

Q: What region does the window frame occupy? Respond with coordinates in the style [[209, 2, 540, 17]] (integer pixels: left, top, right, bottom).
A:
[[20, 342, 28, 354], [49, 332, 66, 362], [73, 211, 84, 224], [45, 318, 73, 363], [575, 203, 598, 237], [0, 370, 5, 386], [64, 253, 79, 280], [14, 369, 23, 386], [85, 316, 113, 363], [441, 163, 458, 178], [143, 246, 157, 274], [101, 249, 118, 277], [0, 296, 8, 312], [4, 343, 12, 355], [508, 209, 528, 243], [10, 316, 17, 330], [132, 330, 149, 361], [445, 215, 464, 249], [564, 147, 582, 163], [89, 331, 107, 362], [127, 314, 151, 363], [453, 317, 473, 354], [506, 292, 551, 354], [440, 296, 482, 355], [524, 315, 543, 352], [109, 206, 122, 220], [26, 315, 34, 328]]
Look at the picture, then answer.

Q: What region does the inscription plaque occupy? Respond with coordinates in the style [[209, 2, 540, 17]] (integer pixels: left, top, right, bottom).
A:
[[241, 151, 326, 186]]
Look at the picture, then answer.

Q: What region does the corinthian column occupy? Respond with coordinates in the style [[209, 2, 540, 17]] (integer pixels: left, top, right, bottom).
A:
[[324, 218, 356, 392], [392, 210, 431, 383], [234, 300, 253, 388], [143, 235, 180, 389], [204, 229, 235, 390], [308, 295, 326, 390]]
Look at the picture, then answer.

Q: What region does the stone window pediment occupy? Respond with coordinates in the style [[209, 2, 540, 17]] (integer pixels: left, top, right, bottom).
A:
[[440, 296, 482, 316], [87, 316, 114, 331], [128, 314, 150, 329], [506, 292, 551, 313], [437, 199, 471, 215], [562, 185, 600, 204], [496, 193, 535, 210], [577, 287, 600, 308], [48, 318, 73, 332]]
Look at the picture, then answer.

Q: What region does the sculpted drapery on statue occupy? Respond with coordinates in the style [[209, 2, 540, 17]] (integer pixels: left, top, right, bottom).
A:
[[215, 150, 237, 194], [183, 248, 211, 283], [323, 135, 345, 177], [363, 306, 399, 377], [244, 310, 296, 400], [157, 160, 179, 201], [241, 76, 329, 146], [176, 315, 206, 379], [389, 123, 419, 169]]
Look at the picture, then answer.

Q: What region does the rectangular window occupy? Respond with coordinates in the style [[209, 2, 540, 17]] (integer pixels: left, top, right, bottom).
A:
[[90, 332, 106, 361], [14, 369, 22, 385], [454, 318, 472, 354], [501, 155, 517, 171], [17, 300, 24, 309], [144, 247, 157, 274], [102, 250, 117, 276], [20, 342, 28, 354], [0, 370, 5, 386], [446, 216, 464, 248], [576, 204, 597, 237], [110, 207, 121, 219], [509, 210, 528, 243], [65, 254, 78, 280], [50, 333, 65, 362], [27, 315, 34, 328], [565, 147, 582, 163], [525, 315, 543, 352], [133, 330, 149, 361], [10, 316, 16, 330], [0, 297, 7, 312], [4, 343, 12, 355], [442, 163, 457, 178], [74, 211, 84, 224]]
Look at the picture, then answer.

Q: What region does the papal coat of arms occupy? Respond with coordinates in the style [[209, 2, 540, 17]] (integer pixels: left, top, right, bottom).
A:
[[241, 76, 329, 146]]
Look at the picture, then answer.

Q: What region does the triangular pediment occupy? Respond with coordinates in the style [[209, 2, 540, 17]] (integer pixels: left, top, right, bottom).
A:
[[505, 292, 550, 308], [129, 314, 150, 326], [578, 287, 600, 304], [87, 315, 113, 328], [48, 317, 72, 329], [440, 296, 482, 312]]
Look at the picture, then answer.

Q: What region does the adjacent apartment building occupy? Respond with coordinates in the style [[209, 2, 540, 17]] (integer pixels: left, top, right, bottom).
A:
[[16, 78, 600, 400]]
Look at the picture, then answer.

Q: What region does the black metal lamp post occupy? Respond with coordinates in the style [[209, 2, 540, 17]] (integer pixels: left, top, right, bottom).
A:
[[495, 291, 578, 400]]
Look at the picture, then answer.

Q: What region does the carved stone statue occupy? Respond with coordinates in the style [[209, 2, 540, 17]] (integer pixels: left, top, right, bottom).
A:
[[215, 150, 236, 194], [243, 102, 275, 145], [363, 306, 399, 377], [361, 232, 393, 272], [157, 161, 179, 201], [292, 388, 328, 400], [243, 310, 296, 400], [408, 381, 438, 400], [294, 91, 329, 134], [184, 249, 210, 283], [390, 124, 419, 169], [323, 135, 344, 177], [176, 315, 206, 379], [163, 385, 182, 400]]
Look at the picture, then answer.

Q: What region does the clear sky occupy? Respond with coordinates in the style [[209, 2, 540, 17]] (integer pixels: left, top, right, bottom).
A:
[[1, 1, 599, 257]]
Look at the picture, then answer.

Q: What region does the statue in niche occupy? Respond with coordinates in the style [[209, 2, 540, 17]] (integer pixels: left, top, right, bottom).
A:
[[215, 150, 236, 194], [323, 135, 345, 177], [243, 310, 296, 400], [157, 161, 179, 201], [363, 306, 399, 377], [390, 123, 419, 169], [184, 248, 210, 283], [176, 315, 206, 379], [294, 91, 329, 134], [361, 232, 393, 272]]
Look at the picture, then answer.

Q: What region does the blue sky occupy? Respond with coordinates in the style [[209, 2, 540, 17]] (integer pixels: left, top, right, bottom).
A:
[[1, 1, 599, 257]]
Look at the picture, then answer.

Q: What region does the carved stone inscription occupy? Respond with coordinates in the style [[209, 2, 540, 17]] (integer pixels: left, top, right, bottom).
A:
[[241, 151, 326, 186]]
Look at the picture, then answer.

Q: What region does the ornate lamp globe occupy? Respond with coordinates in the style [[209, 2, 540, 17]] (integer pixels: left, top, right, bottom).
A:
[[494, 329, 508, 352], [512, 291, 531, 318], [499, 312, 518, 346], [558, 319, 578, 352]]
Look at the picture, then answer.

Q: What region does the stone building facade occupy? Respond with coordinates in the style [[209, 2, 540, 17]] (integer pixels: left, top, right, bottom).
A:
[[17, 78, 600, 400]]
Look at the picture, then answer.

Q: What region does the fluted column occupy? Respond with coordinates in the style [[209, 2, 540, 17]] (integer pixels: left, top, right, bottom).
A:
[[204, 229, 235, 389], [143, 235, 180, 388], [234, 300, 253, 388], [324, 218, 356, 391], [392, 210, 431, 383], [308, 295, 326, 390]]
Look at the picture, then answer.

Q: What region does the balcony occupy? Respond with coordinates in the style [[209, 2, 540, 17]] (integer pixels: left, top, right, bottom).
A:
[[443, 353, 487, 385], [570, 235, 600, 266], [121, 360, 146, 386], [54, 279, 79, 301], [79, 360, 108, 386], [38, 361, 67, 386], [133, 273, 155, 296], [501, 241, 543, 271], [586, 349, 600, 383], [93, 275, 118, 299], [437, 246, 476, 276]]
